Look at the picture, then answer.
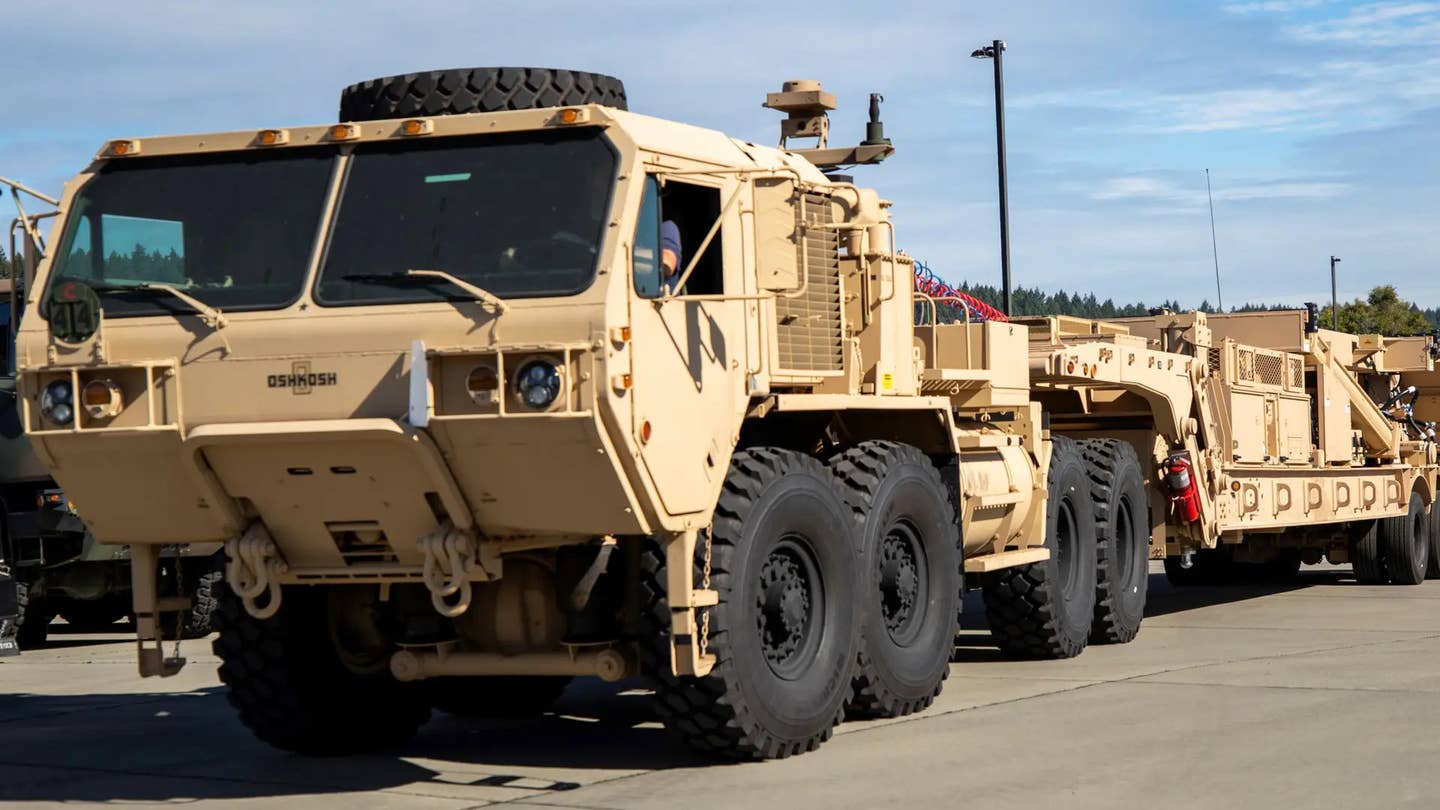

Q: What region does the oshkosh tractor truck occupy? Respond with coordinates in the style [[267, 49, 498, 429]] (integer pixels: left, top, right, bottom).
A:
[[12, 68, 1437, 760]]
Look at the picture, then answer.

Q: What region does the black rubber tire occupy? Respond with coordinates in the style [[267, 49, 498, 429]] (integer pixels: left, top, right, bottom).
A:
[[639, 447, 862, 760], [1427, 502, 1440, 580], [213, 584, 430, 755], [829, 441, 959, 719], [339, 67, 627, 122], [180, 554, 225, 638], [1079, 439, 1149, 645], [1350, 520, 1386, 584], [981, 436, 1098, 659], [59, 596, 130, 631], [1379, 492, 1428, 586], [427, 676, 571, 718], [15, 581, 50, 649], [934, 457, 966, 650]]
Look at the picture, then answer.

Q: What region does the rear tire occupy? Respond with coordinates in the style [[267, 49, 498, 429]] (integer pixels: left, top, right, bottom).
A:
[[829, 441, 959, 719], [426, 676, 570, 718], [982, 436, 1097, 659], [1380, 492, 1428, 586], [1350, 521, 1386, 584], [1427, 502, 1440, 580], [1079, 439, 1148, 645], [639, 447, 862, 760], [214, 584, 430, 755], [339, 67, 627, 121]]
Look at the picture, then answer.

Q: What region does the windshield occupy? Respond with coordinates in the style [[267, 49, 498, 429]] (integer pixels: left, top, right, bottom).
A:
[[46, 148, 335, 317], [315, 129, 615, 306]]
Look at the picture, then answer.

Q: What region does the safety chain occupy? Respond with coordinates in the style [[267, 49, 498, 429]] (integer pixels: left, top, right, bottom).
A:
[[700, 529, 713, 657], [169, 551, 185, 661], [418, 520, 477, 618]]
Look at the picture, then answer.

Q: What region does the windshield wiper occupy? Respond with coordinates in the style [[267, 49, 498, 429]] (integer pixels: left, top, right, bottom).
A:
[[89, 282, 227, 330], [340, 270, 509, 314]]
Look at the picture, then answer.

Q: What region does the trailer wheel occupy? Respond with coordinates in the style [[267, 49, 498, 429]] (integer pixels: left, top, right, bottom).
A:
[[1428, 503, 1440, 580], [214, 584, 430, 754], [982, 436, 1097, 659], [427, 676, 571, 718], [829, 441, 959, 719], [1350, 520, 1386, 584], [639, 447, 861, 760], [1079, 439, 1148, 644], [1379, 492, 1428, 586]]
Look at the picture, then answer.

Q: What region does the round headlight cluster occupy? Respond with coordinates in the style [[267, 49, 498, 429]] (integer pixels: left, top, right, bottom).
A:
[[515, 360, 562, 409], [41, 380, 74, 425]]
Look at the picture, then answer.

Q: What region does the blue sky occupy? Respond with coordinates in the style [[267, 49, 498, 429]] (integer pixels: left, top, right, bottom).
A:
[[3, 0, 1436, 309]]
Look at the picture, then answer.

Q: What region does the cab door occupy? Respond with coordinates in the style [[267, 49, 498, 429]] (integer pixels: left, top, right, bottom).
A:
[[625, 173, 744, 517]]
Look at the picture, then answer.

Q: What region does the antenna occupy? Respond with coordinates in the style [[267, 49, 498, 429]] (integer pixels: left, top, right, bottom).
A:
[[1206, 169, 1223, 312]]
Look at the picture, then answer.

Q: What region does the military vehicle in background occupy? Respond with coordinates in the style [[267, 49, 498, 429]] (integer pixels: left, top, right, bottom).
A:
[[9, 67, 1438, 761], [4, 176, 222, 647]]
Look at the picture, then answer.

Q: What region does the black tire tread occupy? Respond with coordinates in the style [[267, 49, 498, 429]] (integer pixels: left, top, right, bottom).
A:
[[339, 67, 627, 121], [213, 584, 429, 755], [829, 441, 959, 719], [638, 447, 851, 760], [1379, 492, 1428, 586], [1078, 438, 1147, 645], [981, 436, 1094, 660], [15, 581, 48, 649], [1351, 520, 1386, 584]]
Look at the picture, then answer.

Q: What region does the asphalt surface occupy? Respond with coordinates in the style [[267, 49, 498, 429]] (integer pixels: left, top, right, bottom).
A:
[[3, 562, 1439, 809]]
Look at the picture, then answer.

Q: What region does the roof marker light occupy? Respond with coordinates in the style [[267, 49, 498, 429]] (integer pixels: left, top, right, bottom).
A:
[[330, 124, 361, 141], [401, 119, 434, 136], [256, 129, 290, 146], [105, 139, 142, 157]]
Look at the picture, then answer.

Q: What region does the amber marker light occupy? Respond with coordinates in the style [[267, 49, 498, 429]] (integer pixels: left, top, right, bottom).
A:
[[81, 378, 123, 419], [639, 420, 653, 444], [401, 119, 434, 136], [106, 139, 141, 157], [556, 108, 590, 125], [466, 364, 500, 405], [257, 129, 290, 146], [330, 124, 361, 141]]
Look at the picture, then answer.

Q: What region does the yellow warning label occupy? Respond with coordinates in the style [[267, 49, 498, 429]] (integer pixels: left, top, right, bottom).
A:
[[881, 372, 894, 390]]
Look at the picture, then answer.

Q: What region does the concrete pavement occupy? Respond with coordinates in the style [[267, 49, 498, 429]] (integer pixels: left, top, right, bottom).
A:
[[2, 563, 1438, 809]]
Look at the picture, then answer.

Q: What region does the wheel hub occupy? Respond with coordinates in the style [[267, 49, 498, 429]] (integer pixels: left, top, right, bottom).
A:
[[756, 547, 814, 670], [880, 529, 921, 638]]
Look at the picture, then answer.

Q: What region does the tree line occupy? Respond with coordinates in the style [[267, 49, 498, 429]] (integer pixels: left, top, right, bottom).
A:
[[953, 280, 1440, 336]]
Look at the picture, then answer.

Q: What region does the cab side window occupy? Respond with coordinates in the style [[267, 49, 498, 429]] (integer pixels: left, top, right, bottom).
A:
[[632, 176, 663, 299]]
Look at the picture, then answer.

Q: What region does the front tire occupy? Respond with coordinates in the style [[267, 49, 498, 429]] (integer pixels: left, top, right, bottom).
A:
[[830, 441, 959, 719], [982, 436, 1098, 659], [640, 447, 862, 760], [213, 584, 430, 755]]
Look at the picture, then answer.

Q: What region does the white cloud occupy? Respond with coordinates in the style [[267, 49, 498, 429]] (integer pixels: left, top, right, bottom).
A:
[[1090, 175, 1348, 205], [1224, 0, 1337, 14]]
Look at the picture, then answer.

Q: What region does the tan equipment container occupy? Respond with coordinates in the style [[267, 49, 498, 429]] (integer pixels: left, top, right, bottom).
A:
[[13, 67, 1437, 759]]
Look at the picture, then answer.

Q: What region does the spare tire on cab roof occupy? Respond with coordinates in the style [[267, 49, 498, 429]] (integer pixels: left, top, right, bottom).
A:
[[338, 67, 628, 121]]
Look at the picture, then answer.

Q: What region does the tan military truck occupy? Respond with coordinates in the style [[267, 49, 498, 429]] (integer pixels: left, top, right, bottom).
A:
[[13, 67, 1437, 760]]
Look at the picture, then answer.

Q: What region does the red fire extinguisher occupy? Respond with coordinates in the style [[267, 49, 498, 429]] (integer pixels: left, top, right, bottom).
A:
[[1164, 454, 1202, 523]]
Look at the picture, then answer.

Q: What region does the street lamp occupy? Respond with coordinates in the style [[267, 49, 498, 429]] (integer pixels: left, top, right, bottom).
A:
[[972, 40, 1012, 316], [1330, 255, 1341, 330]]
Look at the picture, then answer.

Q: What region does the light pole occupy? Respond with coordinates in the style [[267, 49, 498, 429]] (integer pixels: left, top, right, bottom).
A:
[[1330, 255, 1341, 330], [971, 40, 1011, 316]]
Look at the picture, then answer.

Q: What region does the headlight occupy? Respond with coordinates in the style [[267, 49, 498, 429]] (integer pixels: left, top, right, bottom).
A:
[[41, 380, 74, 425], [515, 360, 562, 409]]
